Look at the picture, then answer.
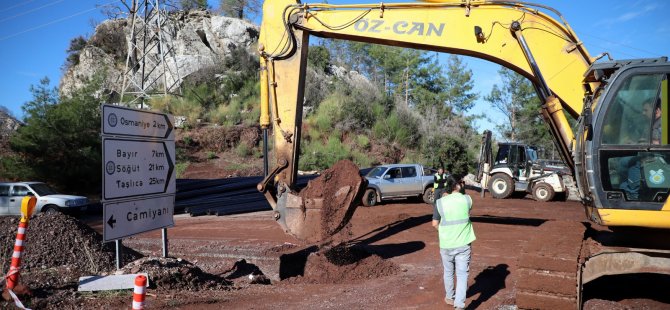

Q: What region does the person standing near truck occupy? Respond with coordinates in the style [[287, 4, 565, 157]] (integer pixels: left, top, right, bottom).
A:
[[433, 168, 448, 204], [433, 176, 476, 309]]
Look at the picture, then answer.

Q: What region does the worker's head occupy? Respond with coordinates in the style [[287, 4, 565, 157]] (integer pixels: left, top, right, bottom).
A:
[[446, 176, 463, 194], [438, 168, 444, 174]]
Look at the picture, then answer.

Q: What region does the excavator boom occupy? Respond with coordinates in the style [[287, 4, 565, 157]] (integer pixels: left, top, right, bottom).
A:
[[258, 0, 593, 241]]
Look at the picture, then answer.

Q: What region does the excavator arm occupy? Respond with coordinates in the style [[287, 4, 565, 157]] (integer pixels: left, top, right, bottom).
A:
[[258, 0, 595, 241]]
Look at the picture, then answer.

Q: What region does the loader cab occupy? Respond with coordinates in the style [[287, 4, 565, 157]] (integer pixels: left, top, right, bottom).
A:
[[494, 143, 537, 179], [585, 58, 670, 214]]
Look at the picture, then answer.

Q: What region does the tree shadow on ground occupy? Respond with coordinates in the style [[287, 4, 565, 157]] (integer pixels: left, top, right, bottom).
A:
[[471, 215, 546, 227], [466, 264, 510, 310], [351, 214, 433, 245]]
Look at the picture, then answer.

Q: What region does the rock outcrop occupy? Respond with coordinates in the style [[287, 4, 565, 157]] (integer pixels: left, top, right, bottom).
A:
[[60, 11, 259, 97], [0, 108, 20, 138]]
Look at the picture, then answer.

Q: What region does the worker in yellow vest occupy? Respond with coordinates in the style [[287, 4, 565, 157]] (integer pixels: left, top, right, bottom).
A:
[[433, 168, 448, 205], [432, 176, 475, 310]]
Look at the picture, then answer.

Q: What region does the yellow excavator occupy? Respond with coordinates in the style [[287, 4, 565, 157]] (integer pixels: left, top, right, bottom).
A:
[[256, 0, 670, 308]]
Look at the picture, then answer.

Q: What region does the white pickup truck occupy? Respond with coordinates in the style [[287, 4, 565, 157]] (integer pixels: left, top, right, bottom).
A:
[[0, 182, 89, 215], [362, 164, 436, 206]]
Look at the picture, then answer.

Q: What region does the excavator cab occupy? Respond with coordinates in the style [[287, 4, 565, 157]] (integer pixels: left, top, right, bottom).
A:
[[578, 60, 670, 226]]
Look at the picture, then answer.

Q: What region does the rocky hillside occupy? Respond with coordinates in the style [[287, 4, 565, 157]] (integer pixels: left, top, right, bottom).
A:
[[60, 10, 260, 97], [0, 108, 20, 138]]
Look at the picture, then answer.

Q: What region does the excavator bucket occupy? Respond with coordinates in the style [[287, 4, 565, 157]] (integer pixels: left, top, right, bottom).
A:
[[272, 160, 366, 243]]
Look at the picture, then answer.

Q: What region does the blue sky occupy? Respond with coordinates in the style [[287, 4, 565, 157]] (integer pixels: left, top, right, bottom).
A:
[[0, 0, 668, 135]]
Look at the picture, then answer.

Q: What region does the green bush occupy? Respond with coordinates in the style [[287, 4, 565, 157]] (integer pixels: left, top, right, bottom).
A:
[[421, 135, 471, 177], [175, 162, 190, 178], [150, 96, 203, 126], [235, 143, 252, 157], [176, 147, 189, 161], [206, 151, 217, 160], [209, 101, 242, 126], [299, 134, 352, 170], [351, 150, 373, 168], [372, 109, 421, 148], [312, 96, 339, 132], [355, 134, 370, 149]]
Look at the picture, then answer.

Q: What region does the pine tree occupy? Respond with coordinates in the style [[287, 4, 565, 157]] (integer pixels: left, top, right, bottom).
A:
[[484, 67, 553, 156], [219, 0, 259, 19], [6, 77, 103, 193], [181, 0, 207, 10], [444, 55, 478, 112]]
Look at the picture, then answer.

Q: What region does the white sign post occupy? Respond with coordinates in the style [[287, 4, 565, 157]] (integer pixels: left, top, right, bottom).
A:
[[101, 104, 176, 265]]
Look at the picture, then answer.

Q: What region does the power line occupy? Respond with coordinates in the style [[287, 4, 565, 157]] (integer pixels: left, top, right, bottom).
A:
[[0, 0, 66, 24], [0, 2, 114, 42], [0, 0, 37, 13], [581, 32, 663, 58]]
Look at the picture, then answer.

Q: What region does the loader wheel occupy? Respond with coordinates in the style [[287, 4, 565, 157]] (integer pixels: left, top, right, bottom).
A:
[[362, 189, 377, 207], [489, 174, 514, 199], [423, 188, 434, 204], [532, 183, 555, 202]]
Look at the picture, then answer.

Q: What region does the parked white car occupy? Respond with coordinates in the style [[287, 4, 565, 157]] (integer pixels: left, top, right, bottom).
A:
[[0, 182, 88, 215]]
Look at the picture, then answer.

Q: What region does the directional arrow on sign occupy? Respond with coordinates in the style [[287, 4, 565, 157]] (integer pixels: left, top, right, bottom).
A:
[[107, 215, 116, 228], [102, 104, 174, 140], [103, 195, 175, 242], [103, 138, 176, 200]]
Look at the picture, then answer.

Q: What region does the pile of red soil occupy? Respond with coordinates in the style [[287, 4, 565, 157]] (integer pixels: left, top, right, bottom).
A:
[[298, 160, 366, 241], [0, 213, 140, 274], [0, 213, 142, 309], [121, 257, 231, 291], [289, 245, 399, 284]]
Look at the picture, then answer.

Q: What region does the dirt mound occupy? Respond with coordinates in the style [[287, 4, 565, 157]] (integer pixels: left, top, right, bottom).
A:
[[184, 124, 261, 152], [122, 257, 231, 291], [288, 245, 399, 284], [0, 213, 141, 275], [298, 160, 366, 241]]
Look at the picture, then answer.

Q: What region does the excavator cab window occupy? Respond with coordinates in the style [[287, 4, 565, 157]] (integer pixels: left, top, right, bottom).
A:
[[601, 151, 670, 202], [601, 74, 663, 145], [598, 73, 670, 203]]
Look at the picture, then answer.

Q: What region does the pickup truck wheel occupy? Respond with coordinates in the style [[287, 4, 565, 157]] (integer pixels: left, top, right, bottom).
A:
[[42, 205, 60, 214], [362, 189, 377, 207], [423, 188, 434, 204], [489, 174, 514, 199], [532, 183, 555, 202]]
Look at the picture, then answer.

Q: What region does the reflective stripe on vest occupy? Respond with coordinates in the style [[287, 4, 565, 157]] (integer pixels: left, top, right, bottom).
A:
[[439, 218, 470, 226], [433, 173, 447, 189]]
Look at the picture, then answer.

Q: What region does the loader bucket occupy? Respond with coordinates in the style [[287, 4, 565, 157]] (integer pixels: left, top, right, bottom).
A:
[[274, 160, 366, 243]]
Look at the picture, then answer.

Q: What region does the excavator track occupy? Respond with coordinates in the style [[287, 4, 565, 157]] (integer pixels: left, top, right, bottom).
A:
[[516, 220, 586, 309]]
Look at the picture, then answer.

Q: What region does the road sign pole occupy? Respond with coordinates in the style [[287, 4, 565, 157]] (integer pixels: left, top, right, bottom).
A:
[[161, 228, 168, 258], [115, 239, 123, 270]]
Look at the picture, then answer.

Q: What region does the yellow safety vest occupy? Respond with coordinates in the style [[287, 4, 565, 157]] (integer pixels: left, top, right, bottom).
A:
[[436, 193, 476, 249], [434, 173, 448, 189]]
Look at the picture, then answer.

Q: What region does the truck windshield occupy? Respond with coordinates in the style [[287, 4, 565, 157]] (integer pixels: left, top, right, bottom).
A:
[[30, 183, 59, 196], [366, 167, 387, 178]]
